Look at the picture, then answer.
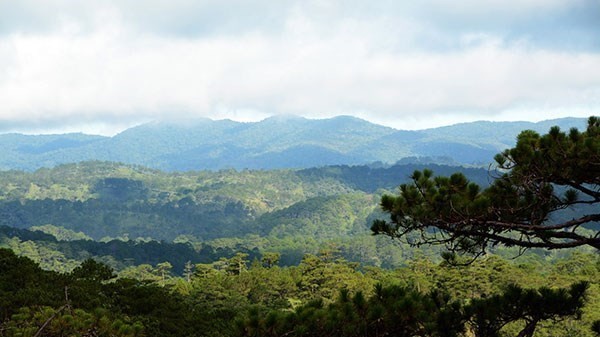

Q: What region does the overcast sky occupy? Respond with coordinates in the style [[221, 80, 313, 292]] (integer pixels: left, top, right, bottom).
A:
[[0, 0, 599, 135]]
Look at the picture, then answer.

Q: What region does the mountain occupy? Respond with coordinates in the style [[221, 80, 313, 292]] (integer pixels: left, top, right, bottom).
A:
[[0, 133, 107, 170], [0, 116, 588, 171]]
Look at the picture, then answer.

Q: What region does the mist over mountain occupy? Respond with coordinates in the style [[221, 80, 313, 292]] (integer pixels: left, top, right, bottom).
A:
[[0, 116, 587, 171]]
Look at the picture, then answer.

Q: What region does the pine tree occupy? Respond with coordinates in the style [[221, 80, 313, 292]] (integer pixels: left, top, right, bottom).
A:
[[373, 116, 600, 256]]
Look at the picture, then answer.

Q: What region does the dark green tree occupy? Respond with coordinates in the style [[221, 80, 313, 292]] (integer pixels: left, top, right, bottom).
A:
[[237, 285, 465, 337], [70, 258, 116, 282], [466, 282, 588, 337], [372, 116, 600, 256], [3, 306, 144, 337]]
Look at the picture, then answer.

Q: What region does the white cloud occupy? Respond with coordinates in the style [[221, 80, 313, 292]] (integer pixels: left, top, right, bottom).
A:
[[0, 1, 598, 134]]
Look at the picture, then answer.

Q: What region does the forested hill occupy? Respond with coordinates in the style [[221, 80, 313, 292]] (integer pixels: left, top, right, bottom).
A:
[[0, 161, 494, 269], [0, 116, 586, 171], [0, 161, 491, 238]]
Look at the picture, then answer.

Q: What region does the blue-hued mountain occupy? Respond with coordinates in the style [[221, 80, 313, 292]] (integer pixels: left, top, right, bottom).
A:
[[0, 116, 588, 171]]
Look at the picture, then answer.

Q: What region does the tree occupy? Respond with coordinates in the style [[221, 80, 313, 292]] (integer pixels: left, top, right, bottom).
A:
[[155, 261, 173, 283], [226, 253, 249, 275], [467, 282, 588, 337], [261, 252, 281, 268], [236, 285, 464, 337], [372, 116, 600, 256], [3, 306, 144, 337], [183, 260, 194, 282], [70, 258, 116, 282]]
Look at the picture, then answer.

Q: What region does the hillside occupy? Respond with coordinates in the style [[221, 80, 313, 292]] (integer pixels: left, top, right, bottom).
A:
[[0, 161, 496, 268], [0, 116, 587, 171]]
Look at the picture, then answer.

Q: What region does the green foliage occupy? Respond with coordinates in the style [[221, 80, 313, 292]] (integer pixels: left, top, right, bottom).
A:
[[0, 246, 598, 337], [0, 248, 208, 337], [0, 226, 239, 274], [261, 252, 281, 268], [373, 116, 600, 254], [3, 306, 144, 337], [296, 248, 374, 302], [467, 282, 588, 337], [257, 193, 376, 239], [71, 258, 116, 282], [30, 224, 92, 241], [237, 280, 591, 337]]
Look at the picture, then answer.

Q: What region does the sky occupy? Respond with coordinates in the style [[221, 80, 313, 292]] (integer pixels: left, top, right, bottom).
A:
[[0, 0, 599, 135]]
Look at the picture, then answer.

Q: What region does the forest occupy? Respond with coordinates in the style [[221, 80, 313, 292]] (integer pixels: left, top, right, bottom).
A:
[[1, 246, 599, 337], [0, 118, 598, 336], [0, 161, 494, 269]]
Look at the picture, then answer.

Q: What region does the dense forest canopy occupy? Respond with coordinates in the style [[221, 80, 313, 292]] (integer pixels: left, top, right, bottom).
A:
[[0, 246, 599, 337]]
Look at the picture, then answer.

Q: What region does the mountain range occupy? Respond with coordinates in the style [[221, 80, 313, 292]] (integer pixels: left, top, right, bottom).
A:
[[0, 115, 588, 171]]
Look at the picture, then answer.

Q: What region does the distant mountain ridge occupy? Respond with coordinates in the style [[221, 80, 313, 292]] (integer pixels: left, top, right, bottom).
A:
[[0, 116, 588, 171]]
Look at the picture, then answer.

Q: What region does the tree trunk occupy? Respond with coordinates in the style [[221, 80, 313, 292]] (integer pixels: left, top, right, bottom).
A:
[[516, 320, 538, 337]]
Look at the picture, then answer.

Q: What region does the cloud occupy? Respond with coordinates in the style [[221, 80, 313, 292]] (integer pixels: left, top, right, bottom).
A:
[[0, 1, 598, 134]]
